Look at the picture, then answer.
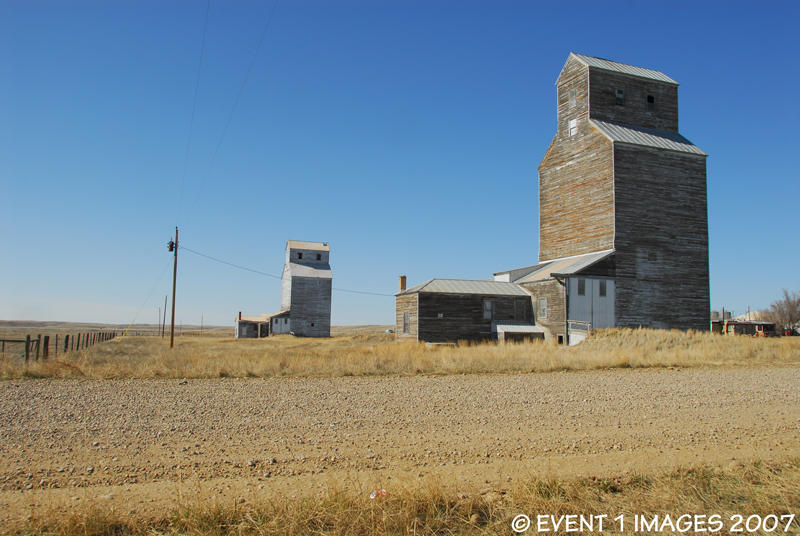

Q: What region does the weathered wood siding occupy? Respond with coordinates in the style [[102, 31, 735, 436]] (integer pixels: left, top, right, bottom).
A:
[[286, 247, 330, 266], [613, 144, 709, 330], [588, 69, 678, 132], [289, 276, 332, 337], [539, 128, 614, 261], [416, 293, 532, 343], [395, 294, 418, 341], [579, 254, 616, 277], [555, 56, 590, 140], [518, 280, 566, 342], [539, 57, 616, 261]]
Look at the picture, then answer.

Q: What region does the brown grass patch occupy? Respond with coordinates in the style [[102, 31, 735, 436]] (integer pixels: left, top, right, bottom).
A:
[[12, 459, 800, 535], [2, 328, 799, 380]]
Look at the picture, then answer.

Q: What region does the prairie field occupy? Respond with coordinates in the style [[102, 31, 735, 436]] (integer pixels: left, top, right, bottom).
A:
[[2, 325, 800, 380]]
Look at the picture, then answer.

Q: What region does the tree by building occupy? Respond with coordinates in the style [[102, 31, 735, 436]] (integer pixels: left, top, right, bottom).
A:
[[763, 289, 800, 333]]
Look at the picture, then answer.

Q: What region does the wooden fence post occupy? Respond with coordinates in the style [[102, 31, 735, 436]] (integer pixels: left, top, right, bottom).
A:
[[55, 334, 58, 358], [1, 340, 5, 361], [64, 334, 69, 353], [25, 335, 31, 362], [35, 335, 41, 360], [43, 336, 50, 359]]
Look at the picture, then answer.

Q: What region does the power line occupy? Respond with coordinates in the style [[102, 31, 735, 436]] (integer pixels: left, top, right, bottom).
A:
[[208, 0, 280, 166], [177, 0, 212, 222], [119, 258, 174, 341], [180, 244, 393, 297], [181, 245, 282, 279], [332, 286, 394, 297], [182, 0, 281, 228]]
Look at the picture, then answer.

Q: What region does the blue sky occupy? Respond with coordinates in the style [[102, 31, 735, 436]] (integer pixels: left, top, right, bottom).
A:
[[2, 1, 798, 326]]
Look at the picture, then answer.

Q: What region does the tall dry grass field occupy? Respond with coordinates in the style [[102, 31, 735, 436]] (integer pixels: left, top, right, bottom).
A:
[[3, 328, 799, 380], [13, 459, 800, 535]]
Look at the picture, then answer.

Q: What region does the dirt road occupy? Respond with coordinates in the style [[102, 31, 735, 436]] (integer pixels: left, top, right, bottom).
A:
[[2, 366, 799, 521]]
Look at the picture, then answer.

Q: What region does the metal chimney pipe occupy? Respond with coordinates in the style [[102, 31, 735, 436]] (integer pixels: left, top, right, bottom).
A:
[[399, 275, 407, 292]]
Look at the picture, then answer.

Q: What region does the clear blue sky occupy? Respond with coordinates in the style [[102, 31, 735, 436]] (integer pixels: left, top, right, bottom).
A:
[[2, 1, 798, 326]]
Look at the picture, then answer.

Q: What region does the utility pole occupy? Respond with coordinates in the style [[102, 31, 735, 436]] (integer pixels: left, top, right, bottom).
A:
[[168, 227, 178, 348]]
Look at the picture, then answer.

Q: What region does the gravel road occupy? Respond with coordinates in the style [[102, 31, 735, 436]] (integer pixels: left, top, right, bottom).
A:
[[1, 367, 799, 518]]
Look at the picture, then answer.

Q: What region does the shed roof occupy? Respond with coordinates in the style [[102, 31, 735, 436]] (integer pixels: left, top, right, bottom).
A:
[[517, 250, 614, 284], [287, 240, 330, 251], [237, 310, 289, 323], [493, 323, 545, 334], [571, 53, 678, 84], [286, 262, 332, 279], [398, 279, 530, 297], [493, 263, 542, 283], [237, 314, 269, 323], [591, 120, 707, 156]]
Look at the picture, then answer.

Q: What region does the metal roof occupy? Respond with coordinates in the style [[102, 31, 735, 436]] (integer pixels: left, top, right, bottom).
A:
[[517, 250, 614, 284], [398, 279, 531, 297], [286, 240, 330, 251], [287, 262, 332, 279], [591, 120, 707, 156], [571, 53, 678, 85], [237, 310, 289, 322], [493, 263, 545, 283], [493, 323, 545, 334], [237, 314, 269, 323]]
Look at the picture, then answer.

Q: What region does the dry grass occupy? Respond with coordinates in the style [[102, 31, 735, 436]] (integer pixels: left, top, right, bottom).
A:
[[2, 328, 799, 380], [13, 459, 800, 535]]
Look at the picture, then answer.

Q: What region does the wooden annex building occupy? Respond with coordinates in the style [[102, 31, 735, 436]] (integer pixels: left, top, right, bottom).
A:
[[396, 53, 710, 344], [395, 277, 542, 343]]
